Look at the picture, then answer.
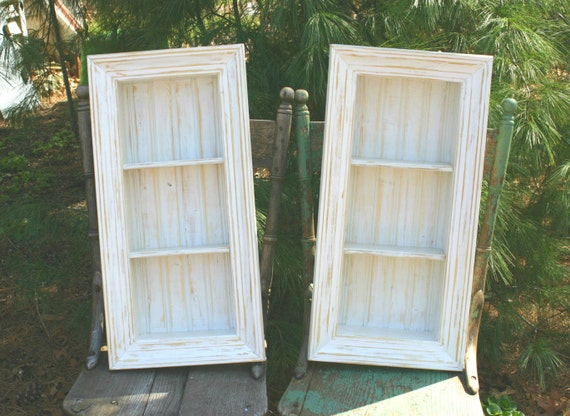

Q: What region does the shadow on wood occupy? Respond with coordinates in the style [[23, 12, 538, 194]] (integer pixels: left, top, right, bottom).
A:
[[64, 353, 267, 416]]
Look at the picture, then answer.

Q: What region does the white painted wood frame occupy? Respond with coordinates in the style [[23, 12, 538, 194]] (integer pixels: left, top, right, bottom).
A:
[[309, 45, 493, 371], [88, 45, 265, 370]]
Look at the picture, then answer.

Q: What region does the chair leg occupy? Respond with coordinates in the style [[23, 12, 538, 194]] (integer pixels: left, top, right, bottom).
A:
[[257, 88, 294, 379], [259, 87, 294, 322], [251, 362, 265, 380], [86, 271, 104, 370], [77, 85, 106, 370], [294, 291, 311, 378], [463, 98, 516, 394], [293, 89, 315, 380], [464, 289, 485, 394]]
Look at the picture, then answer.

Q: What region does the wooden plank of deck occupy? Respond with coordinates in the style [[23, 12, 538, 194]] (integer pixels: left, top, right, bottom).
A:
[[63, 354, 267, 416], [142, 367, 188, 416], [179, 363, 267, 416], [278, 363, 484, 416], [63, 354, 161, 415]]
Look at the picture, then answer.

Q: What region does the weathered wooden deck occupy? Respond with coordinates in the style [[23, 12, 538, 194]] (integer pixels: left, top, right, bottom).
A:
[[64, 354, 267, 415], [278, 363, 483, 416]]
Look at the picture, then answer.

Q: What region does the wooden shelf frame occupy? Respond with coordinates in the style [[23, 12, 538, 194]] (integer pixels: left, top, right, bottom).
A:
[[309, 45, 493, 371], [88, 45, 265, 370]]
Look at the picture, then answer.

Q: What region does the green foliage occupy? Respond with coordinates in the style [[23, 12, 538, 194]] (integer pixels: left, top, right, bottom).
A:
[[519, 337, 564, 389], [0, 103, 90, 340], [0, 201, 89, 293], [1, 0, 84, 120], [0, 118, 80, 200], [483, 395, 525, 416], [265, 319, 303, 400], [253, 152, 307, 360]]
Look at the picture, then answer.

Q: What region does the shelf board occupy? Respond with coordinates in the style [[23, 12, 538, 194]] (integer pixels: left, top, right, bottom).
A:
[[137, 329, 237, 343], [337, 324, 438, 343], [344, 243, 445, 260], [129, 244, 230, 259], [123, 157, 224, 171], [351, 157, 453, 172]]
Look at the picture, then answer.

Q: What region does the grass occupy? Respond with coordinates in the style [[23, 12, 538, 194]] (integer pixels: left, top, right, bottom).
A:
[[0, 98, 92, 415]]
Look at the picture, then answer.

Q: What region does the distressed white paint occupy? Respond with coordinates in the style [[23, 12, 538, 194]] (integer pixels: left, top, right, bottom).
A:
[[88, 45, 265, 369], [309, 45, 493, 371]]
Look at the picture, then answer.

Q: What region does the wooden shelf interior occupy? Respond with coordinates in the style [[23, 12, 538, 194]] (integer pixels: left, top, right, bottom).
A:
[[124, 164, 229, 252], [344, 166, 452, 250], [116, 74, 236, 340], [338, 255, 444, 341], [351, 74, 461, 163], [119, 74, 229, 251], [118, 74, 223, 165], [339, 73, 462, 341], [131, 253, 235, 337]]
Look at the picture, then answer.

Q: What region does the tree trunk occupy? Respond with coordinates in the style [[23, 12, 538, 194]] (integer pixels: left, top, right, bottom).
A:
[[48, 0, 79, 140]]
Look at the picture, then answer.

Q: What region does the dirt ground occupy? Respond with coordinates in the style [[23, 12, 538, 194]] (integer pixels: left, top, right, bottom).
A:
[[478, 357, 570, 415], [0, 94, 568, 416], [0, 283, 86, 415]]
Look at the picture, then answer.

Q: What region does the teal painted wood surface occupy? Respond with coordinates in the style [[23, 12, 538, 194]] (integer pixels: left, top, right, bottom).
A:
[[278, 363, 483, 415], [294, 89, 316, 379]]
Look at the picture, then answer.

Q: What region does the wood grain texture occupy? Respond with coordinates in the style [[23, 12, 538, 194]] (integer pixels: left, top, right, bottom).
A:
[[294, 89, 317, 378], [309, 45, 493, 371], [88, 45, 264, 370], [179, 364, 267, 415], [465, 99, 517, 393], [63, 355, 159, 415], [259, 87, 294, 319], [142, 368, 188, 416], [278, 363, 483, 416], [63, 354, 267, 416]]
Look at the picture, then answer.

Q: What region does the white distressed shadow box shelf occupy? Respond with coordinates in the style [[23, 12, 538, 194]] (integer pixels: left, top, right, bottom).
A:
[[309, 45, 493, 371], [87, 44, 265, 370]]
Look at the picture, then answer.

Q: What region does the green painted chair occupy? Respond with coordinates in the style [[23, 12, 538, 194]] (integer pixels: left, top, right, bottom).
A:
[[278, 91, 517, 416]]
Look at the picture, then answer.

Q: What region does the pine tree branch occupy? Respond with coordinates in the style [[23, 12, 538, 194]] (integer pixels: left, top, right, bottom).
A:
[[232, 0, 244, 43]]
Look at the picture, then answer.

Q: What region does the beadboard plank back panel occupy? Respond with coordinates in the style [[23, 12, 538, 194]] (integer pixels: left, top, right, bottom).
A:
[[88, 45, 265, 370], [309, 45, 493, 371]]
